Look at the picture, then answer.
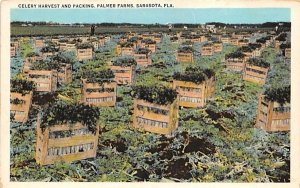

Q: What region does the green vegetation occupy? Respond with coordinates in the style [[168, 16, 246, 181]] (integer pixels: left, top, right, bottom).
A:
[[81, 69, 114, 84], [57, 84, 81, 103], [132, 85, 177, 105], [238, 39, 249, 43], [118, 42, 134, 48], [225, 51, 245, 59], [40, 101, 100, 133], [20, 40, 34, 59], [279, 43, 291, 50], [111, 56, 137, 67], [258, 47, 290, 105], [177, 46, 193, 53], [248, 58, 270, 68], [76, 43, 93, 49], [67, 40, 77, 44], [256, 36, 271, 44], [135, 47, 151, 54], [30, 60, 59, 71], [128, 36, 138, 43], [238, 46, 253, 53], [182, 34, 201, 39], [170, 36, 179, 41], [173, 66, 214, 84], [181, 40, 193, 46], [141, 38, 156, 44], [26, 52, 39, 58], [203, 43, 213, 47], [51, 52, 76, 65], [264, 85, 290, 104], [275, 33, 287, 42], [58, 38, 69, 43], [11, 78, 35, 94], [248, 43, 262, 50], [10, 98, 26, 105], [40, 46, 59, 53]]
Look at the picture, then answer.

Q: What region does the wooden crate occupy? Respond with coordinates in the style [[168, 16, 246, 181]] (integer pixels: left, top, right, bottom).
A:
[[98, 38, 106, 47], [256, 95, 290, 132], [116, 45, 122, 55], [58, 42, 67, 51], [110, 65, 135, 85], [201, 45, 214, 56], [176, 52, 193, 63], [243, 64, 268, 85], [238, 41, 249, 47], [253, 48, 262, 57], [35, 39, 44, 48], [274, 40, 282, 49], [141, 44, 156, 53], [27, 70, 58, 92], [58, 63, 72, 85], [10, 91, 33, 123], [10, 45, 16, 57], [91, 41, 99, 50], [35, 120, 99, 165], [212, 34, 222, 41], [225, 58, 245, 72], [265, 39, 273, 47], [41, 51, 58, 59], [76, 48, 93, 61], [51, 38, 59, 44], [213, 42, 223, 53], [133, 99, 179, 135], [66, 43, 76, 52], [285, 48, 291, 59], [11, 41, 19, 49], [221, 37, 230, 44], [81, 79, 117, 107], [154, 36, 161, 43], [173, 78, 215, 108], [134, 53, 152, 66], [121, 47, 134, 56], [229, 38, 239, 46], [243, 51, 254, 61], [191, 37, 201, 43], [79, 36, 89, 43]]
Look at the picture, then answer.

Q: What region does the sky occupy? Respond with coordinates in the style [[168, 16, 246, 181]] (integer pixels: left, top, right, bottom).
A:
[[11, 8, 290, 24]]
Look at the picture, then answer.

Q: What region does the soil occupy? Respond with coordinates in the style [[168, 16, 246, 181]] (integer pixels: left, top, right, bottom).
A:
[[184, 136, 216, 154], [205, 109, 221, 120], [159, 151, 173, 160], [148, 142, 169, 153], [32, 92, 58, 106], [164, 157, 192, 180], [145, 158, 155, 165], [220, 110, 235, 119], [148, 62, 167, 69], [180, 114, 203, 121], [135, 168, 150, 181], [116, 96, 123, 102], [205, 109, 235, 120], [102, 138, 128, 152]]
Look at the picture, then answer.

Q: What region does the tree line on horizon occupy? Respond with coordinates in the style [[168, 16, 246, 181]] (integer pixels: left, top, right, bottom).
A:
[[11, 21, 291, 28]]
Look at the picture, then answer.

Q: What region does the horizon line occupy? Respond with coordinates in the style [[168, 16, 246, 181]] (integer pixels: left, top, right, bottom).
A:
[[11, 21, 291, 25]]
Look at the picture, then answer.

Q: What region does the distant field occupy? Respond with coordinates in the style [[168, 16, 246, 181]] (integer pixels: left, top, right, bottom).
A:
[[11, 25, 275, 36], [11, 26, 176, 36]]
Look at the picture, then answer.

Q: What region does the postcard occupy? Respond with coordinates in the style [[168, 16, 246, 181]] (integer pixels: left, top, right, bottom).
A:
[[1, 0, 300, 187]]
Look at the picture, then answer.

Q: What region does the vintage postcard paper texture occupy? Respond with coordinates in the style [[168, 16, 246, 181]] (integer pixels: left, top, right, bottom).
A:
[[1, 0, 300, 187]]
